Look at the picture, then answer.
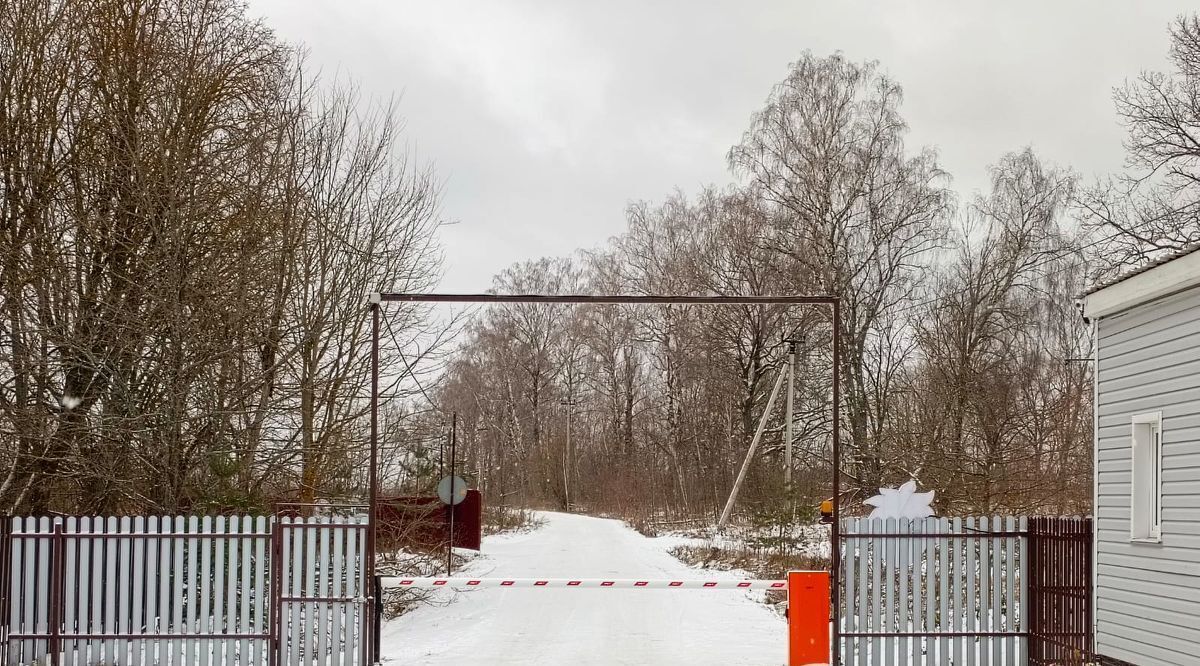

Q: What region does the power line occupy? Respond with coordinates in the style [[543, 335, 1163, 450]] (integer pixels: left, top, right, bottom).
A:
[[382, 311, 441, 411]]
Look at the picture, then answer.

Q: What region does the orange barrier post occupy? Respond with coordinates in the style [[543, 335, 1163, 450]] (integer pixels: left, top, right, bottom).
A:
[[787, 570, 830, 666]]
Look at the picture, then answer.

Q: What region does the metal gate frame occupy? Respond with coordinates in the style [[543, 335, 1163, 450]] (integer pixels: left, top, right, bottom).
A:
[[369, 292, 843, 663], [1, 512, 374, 666], [837, 518, 1029, 663], [270, 506, 371, 666], [2, 517, 275, 666]]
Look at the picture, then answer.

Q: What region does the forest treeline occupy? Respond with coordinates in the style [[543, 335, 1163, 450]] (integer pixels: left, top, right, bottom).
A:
[[3, 1, 1199, 520], [0, 0, 441, 514], [421, 17, 1200, 520]]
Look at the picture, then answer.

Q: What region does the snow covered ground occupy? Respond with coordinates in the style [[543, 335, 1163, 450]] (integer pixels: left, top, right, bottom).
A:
[[378, 511, 787, 665]]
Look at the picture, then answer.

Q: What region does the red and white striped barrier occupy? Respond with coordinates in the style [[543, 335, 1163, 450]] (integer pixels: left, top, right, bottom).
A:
[[379, 576, 787, 590]]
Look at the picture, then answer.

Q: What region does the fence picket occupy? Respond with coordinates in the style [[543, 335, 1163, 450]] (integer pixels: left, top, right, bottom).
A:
[[62, 517, 76, 663], [33, 517, 49, 662], [855, 517, 868, 666], [933, 518, 945, 664], [285, 516, 302, 666], [881, 516, 894, 663], [841, 517, 854, 664], [15, 517, 26, 664], [13, 518, 28, 663], [991, 516, 1002, 664], [316, 516, 332, 666], [214, 515, 228, 666], [907, 520, 916, 666], [77, 517, 90, 664], [238, 516, 251, 665], [1005, 515, 1016, 662], [234, 516, 246, 665], [100, 517, 116, 663], [293, 516, 307, 666], [897, 518, 909, 663], [143, 517, 159, 663], [873, 518, 883, 666], [921, 518, 933, 665], [333, 519, 348, 666], [253, 516, 267, 665], [965, 517, 976, 666], [200, 515, 216, 666], [305, 517, 319, 666], [346, 519, 360, 665], [947, 516, 959, 664], [181, 516, 194, 665], [131, 516, 146, 664], [1023, 515, 1031, 661], [165, 517, 175, 665], [91, 517, 105, 664]]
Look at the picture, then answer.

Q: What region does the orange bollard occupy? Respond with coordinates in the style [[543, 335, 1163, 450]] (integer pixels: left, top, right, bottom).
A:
[[787, 570, 830, 666]]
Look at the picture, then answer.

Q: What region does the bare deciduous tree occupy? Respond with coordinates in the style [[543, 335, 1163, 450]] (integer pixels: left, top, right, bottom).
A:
[[1079, 15, 1200, 275]]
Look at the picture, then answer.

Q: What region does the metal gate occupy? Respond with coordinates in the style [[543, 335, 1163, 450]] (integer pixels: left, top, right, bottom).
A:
[[1027, 517, 1094, 665], [1, 512, 370, 665], [836, 515, 1095, 666], [837, 516, 1028, 665], [270, 513, 370, 666], [3, 516, 275, 665]]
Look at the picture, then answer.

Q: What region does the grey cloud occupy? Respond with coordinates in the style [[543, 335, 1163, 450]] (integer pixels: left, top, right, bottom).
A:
[[248, 0, 1196, 290]]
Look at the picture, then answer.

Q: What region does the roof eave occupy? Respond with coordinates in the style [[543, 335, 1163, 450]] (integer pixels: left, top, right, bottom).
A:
[[1080, 248, 1200, 319]]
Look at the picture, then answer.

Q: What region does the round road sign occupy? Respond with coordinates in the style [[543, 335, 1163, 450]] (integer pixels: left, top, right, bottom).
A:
[[437, 475, 468, 506]]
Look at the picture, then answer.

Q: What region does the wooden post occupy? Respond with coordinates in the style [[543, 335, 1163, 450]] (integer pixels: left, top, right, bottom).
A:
[[787, 570, 830, 666]]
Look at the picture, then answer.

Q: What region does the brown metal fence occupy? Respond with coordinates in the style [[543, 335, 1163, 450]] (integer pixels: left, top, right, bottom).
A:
[[1027, 516, 1094, 666]]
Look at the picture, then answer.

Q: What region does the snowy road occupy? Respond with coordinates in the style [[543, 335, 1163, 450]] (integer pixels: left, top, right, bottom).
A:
[[379, 512, 786, 665]]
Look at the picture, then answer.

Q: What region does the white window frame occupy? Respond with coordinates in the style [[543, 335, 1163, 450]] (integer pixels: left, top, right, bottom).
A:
[[1130, 411, 1163, 543]]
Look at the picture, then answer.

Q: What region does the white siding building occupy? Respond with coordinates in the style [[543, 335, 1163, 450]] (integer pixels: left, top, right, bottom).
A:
[[1080, 245, 1200, 666]]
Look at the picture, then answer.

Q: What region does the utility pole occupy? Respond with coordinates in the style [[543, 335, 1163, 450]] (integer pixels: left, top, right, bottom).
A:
[[718, 365, 787, 531], [447, 412, 457, 575], [784, 340, 796, 489], [561, 398, 577, 510]]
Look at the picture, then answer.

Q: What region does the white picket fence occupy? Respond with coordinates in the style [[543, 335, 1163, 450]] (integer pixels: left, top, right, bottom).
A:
[[2, 514, 368, 665], [840, 516, 1028, 666]]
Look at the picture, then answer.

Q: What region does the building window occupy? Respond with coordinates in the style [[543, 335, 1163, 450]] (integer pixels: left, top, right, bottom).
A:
[[1131, 412, 1163, 542]]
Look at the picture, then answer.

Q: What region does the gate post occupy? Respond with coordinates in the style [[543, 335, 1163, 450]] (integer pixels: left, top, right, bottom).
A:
[[47, 523, 64, 666], [268, 518, 283, 666], [787, 570, 830, 666], [373, 575, 383, 663], [0, 516, 11, 664]]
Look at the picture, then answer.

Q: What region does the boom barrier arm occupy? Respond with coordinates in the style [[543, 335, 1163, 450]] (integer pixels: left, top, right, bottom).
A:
[[377, 571, 831, 665]]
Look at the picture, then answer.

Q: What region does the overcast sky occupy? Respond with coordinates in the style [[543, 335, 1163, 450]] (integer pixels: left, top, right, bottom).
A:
[[248, 1, 1196, 292]]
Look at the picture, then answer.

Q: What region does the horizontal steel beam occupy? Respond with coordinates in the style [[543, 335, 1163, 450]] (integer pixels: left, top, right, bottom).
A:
[[375, 293, 836, 305]]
